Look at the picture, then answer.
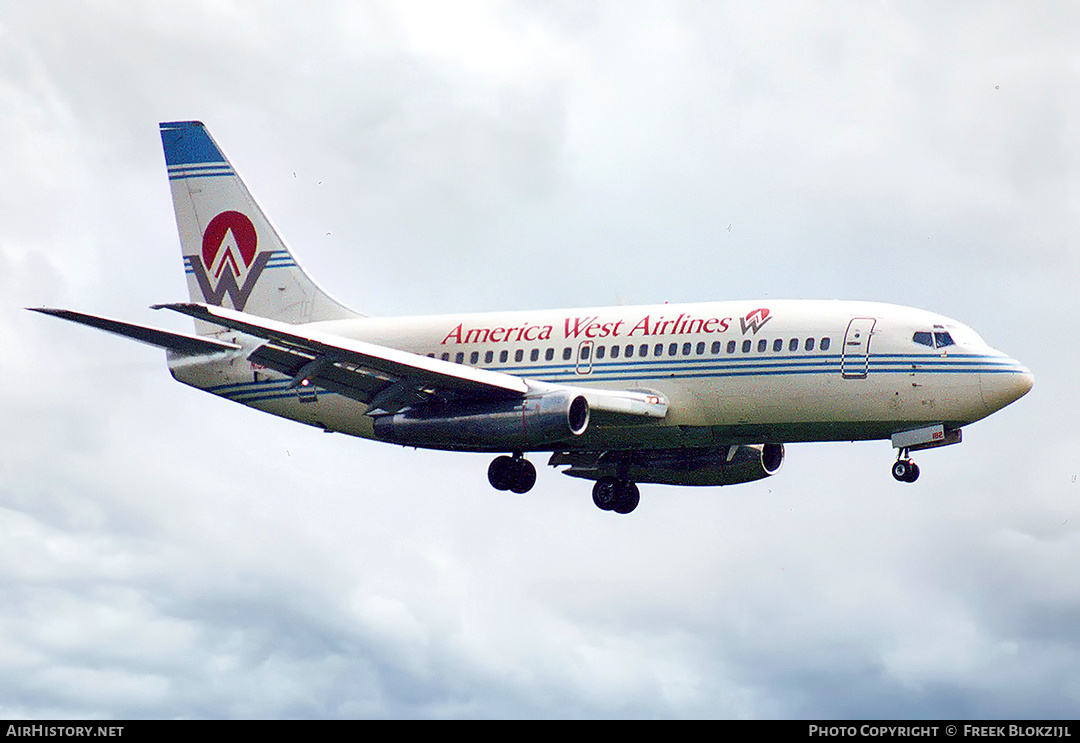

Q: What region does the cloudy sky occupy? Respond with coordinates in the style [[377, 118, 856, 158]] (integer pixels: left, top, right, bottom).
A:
[[1, 0, 1077, 719]]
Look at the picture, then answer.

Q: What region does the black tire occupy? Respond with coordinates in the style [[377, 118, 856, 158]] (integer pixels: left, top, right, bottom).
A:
[[891, 460, 910, 482], [903, 462, 920, 483], [612, 482, 640, 514], [592, 478, 619, 510], [509, 458, 537, 494], [488, 456, 514, 491]]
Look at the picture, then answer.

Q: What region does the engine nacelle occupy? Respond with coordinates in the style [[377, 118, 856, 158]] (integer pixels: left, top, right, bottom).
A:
[[372, 391, 589, 451], [552, 443, 784, 486]]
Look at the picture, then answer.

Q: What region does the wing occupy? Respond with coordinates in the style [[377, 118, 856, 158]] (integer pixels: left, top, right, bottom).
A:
[[28, 308, 241, 355], [154, 302, 668, 420], [155, 302, 528, 411]]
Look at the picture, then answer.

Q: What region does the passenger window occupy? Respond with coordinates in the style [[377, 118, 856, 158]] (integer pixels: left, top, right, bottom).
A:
[[669, 343, 678, 356], [742, 340, 751, 353], [427, 353, 435, 358], [639, 344, 649, 357], [580, 346, 590, 360], [440, 352, 450, 361], [563, 347, 572, 361], [484, 350, 493, 364], [610, 345, 620, 358], [773, 339, 783, 352], [820, 337, 831, 351], [455, 352, 465, 364], [711, 341, 721, 354], [530, 348, 539, 362], [596, 346, 606, 359], [625, 344, 634, 358], [654, 343, 664, 357], [696, 342, 705, 355], [789, 338, 798, 352], [499, 350, 508, 363], [469, 351, 479, 364], [514, 349, 523, 362], [727, 340, 737, 354], [913, 331, 933, 347], [545, 348, 554, 361], [805, 338, 815, 352], [757, 339, 767, 353]]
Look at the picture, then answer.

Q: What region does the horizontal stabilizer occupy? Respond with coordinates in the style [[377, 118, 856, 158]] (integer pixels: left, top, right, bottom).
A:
[[28, 308, 240, 355]]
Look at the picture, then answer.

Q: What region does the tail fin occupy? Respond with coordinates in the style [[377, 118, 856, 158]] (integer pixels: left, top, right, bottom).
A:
[[160, 121, 361, 330]]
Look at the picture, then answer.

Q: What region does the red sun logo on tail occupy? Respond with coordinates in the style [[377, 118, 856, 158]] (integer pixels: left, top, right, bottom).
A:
[[203, 210, 258, 275], [188, 211, 272, 311]]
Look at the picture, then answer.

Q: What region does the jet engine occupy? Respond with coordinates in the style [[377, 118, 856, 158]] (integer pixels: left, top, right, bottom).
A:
[[372, 391, 589, 450], [550, 443, 785, 486]]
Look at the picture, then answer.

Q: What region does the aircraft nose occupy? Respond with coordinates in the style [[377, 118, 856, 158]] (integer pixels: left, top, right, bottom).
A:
[[980, 362, 1034, 413], [1016, 367, 1035, 397]]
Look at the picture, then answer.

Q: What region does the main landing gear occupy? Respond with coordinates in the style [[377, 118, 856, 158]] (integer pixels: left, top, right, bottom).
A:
[[591, 477, 640, 514], [891, 450, 920, 483], [486, 454, 641, 513], [488, 453, 536, 494]]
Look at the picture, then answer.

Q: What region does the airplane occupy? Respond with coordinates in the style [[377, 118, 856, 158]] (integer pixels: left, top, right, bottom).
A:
[[30, 121, 1034, 514]]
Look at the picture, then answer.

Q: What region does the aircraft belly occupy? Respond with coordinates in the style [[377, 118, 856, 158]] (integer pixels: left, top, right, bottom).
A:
[[169, 356, 378, 439], [572, 367, 984, 449], [252, 395, 375, 438]]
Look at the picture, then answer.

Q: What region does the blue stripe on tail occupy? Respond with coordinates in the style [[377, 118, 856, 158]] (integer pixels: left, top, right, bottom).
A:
[[160, 121, 227, 167]]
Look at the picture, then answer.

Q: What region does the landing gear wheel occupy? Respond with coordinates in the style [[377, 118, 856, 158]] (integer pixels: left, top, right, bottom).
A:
[[611, 482, 640, 514], [592, 478, 619, 510], [488, 455, 536, 494], [892, 459, 920, 483], [891, 460, 909, 481], [488, 456, 515, 491], [508, 458, 536, 494], [592, 478, 639, 513]]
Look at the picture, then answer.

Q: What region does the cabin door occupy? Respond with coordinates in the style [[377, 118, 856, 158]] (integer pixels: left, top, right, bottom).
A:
[[841, 318, 876, 379]]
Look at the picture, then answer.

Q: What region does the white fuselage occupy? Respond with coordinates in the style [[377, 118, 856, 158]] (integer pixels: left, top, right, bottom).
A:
[[36, 121, 1035, 510], [169, 299, 1033, 453]]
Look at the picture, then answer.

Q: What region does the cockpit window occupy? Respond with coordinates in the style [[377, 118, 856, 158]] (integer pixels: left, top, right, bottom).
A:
[[934, 331, 955, 349], [914, 330, 956, 349], [913, 331, 933, 347]]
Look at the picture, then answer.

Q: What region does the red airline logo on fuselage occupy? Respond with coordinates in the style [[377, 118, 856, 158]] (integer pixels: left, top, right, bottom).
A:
[[739, 308, 772, 335]]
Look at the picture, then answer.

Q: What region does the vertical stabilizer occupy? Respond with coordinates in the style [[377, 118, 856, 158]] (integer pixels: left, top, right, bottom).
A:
[[160, 121, 360, 331]]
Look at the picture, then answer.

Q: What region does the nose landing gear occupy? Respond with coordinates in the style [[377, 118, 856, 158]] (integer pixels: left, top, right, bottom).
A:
[[488, 453, 537, 494], [892, 450, 920, 483]]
